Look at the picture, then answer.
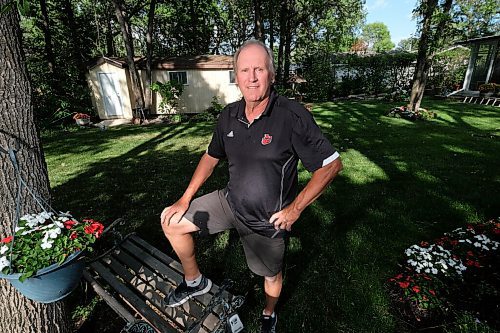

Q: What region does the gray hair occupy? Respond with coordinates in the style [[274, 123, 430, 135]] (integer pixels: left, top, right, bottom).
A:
[[233, 39, 275, 78]]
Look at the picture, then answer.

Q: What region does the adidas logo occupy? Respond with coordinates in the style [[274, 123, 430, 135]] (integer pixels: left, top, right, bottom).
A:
[[227, 130, 234, 137]]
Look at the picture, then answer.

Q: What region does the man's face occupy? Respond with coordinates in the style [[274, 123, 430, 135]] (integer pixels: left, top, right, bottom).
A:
[[235, 44, 274, 104]]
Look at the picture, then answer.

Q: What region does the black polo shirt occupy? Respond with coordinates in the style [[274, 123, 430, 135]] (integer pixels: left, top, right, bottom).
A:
[[207, 89, 339, 237]]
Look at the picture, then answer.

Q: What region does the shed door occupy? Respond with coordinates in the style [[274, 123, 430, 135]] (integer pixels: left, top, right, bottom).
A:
[[98, 73, 123, 117]]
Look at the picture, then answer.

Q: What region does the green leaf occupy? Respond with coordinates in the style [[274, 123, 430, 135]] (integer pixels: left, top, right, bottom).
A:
[[0, 1, 15, 16], [17, 0, 29, 15]]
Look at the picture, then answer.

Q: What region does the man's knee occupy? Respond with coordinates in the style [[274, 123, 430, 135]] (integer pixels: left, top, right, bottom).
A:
[[264, 272, 282, 283], [162, 217, 197, 237]]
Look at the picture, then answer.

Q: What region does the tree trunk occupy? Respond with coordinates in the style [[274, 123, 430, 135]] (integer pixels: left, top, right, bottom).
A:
[[112, 0, 145, 110], [253, 0, 264, 41], [60, 0, 87, 79], [269, 0, 274, 55], [189, 0, 199, 53], [277, 0, 288, 84], [105, 12, 115, 56], [39, 0, 55, 75], [145, 0, 156, 111], [408, 0, 452, 111], [0, 4, 71, 333], [283, 1, 294, 87]]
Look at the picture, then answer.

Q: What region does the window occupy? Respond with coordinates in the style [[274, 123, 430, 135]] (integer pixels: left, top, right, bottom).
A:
[[229, 70, 236, 84], [169, 71, 188, 85]]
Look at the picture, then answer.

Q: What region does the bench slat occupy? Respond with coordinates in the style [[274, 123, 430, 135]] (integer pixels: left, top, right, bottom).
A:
[[90, 261, 178, 333], [116, 241, 222, 331], [110, 248, 206, 327], [128, 235, 232, 306], [82, 270, 136, 323], [121, 239, 184, 286], [86, 235, 238, 333], [130, 235, 184, 273]]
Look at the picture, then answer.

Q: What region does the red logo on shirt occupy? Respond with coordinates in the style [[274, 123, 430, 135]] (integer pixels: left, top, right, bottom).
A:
[[261, 133, 272, 145]]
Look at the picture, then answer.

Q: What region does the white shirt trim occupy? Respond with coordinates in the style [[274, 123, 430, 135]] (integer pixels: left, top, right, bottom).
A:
[[322, 152, 340, 167]]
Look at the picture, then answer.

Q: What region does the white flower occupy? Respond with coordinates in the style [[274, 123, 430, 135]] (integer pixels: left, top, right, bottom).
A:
[[46, 227, 61, 239], [0, 256, 10, 271], [431, 268, 438, 274], [40, 241, 53, 249], [54, 220, 64, 229], [0, 245, 9, 255]]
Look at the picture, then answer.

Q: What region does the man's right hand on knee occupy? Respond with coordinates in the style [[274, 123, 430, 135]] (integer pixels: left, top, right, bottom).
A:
[[161, 198, 189, 225]]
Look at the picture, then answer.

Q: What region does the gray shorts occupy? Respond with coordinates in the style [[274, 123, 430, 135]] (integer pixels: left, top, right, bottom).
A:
[[184, 189, 285, 277]]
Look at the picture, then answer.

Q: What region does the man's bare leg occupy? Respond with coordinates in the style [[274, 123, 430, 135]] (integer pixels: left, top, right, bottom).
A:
[[263, 271, 282, 315], [161, 216, 201, 280]]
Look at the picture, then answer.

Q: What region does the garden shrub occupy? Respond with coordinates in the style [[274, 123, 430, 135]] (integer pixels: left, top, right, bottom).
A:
[[332, 52, 416, 98], [301, 51, 416, 100], [205, 96, 224, 118], [427, 47, 470, 94], [150, 81, 184, 113]]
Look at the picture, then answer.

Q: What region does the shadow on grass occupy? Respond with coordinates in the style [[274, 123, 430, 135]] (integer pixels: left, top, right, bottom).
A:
[[42, 99, 500, 333], [278, 99, 499, 332]]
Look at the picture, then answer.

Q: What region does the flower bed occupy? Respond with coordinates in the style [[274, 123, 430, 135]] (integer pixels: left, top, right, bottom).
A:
[[386, 106, 437, 121], [1, 212, 104, 282], [388, 218, 500, 330]]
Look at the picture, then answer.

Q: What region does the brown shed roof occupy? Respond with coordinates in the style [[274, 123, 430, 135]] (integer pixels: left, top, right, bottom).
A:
[[153, 55, 233, 70], [89, 55, 233, 71]]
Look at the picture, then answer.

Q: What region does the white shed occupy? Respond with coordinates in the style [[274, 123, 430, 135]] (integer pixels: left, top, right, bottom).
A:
[[87, 55, 241, 120]]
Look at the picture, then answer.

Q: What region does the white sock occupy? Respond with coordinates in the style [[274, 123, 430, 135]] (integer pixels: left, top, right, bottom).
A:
[[185, 274, 202, 287], [263, 311, 275, 318]]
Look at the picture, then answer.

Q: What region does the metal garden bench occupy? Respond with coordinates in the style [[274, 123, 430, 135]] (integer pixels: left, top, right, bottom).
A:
[[83, 231, 244, 333]]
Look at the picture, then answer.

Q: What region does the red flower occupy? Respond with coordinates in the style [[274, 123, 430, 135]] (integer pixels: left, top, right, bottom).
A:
[[84, 221, 104, 238], [449, 240, 458, 246], [398, 281, 410, 289], [70, 231, 78, 240], [63, 220, 78, 229], [1, 236, 13, 244], [493, 229, 500, 235], [412, 286, 420, 293], [420, 241, 429, 247], [465, 259, 480, 267], [429, 289, 436, 296], [395, 273, 403, 280], [467, 251, 475, 257]]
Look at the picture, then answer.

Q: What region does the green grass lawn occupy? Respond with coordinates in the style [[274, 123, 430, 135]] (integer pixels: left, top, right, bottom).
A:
[[42, 99, 500, 332]]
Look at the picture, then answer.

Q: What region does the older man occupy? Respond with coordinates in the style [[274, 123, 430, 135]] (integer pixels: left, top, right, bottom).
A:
[[161, 39, 342, 333]]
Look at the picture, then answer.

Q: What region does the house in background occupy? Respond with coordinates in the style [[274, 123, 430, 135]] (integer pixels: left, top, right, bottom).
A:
[[87, 55, 241, 120], [454, 34, 499, 95]]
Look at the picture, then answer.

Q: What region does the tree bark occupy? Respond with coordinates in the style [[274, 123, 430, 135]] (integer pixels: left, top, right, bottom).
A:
[[189, 0, 199, 53], [105, 12, 115, 56], [0, 3, 71, 333], [145, 0, 156, 111], [283, 8, 293, 87], [269, 0, 274, 55], [39, 0, 55, 75], [112, 0, 145, 110], [60, 0, 87, 79], [277, 0, 288, 84], [408, 0, 452, 111], [253, 0, 264, 41]]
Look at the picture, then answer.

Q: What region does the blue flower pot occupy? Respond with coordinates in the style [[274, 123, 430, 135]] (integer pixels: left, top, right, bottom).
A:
[[0, 251, 84, 303]]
